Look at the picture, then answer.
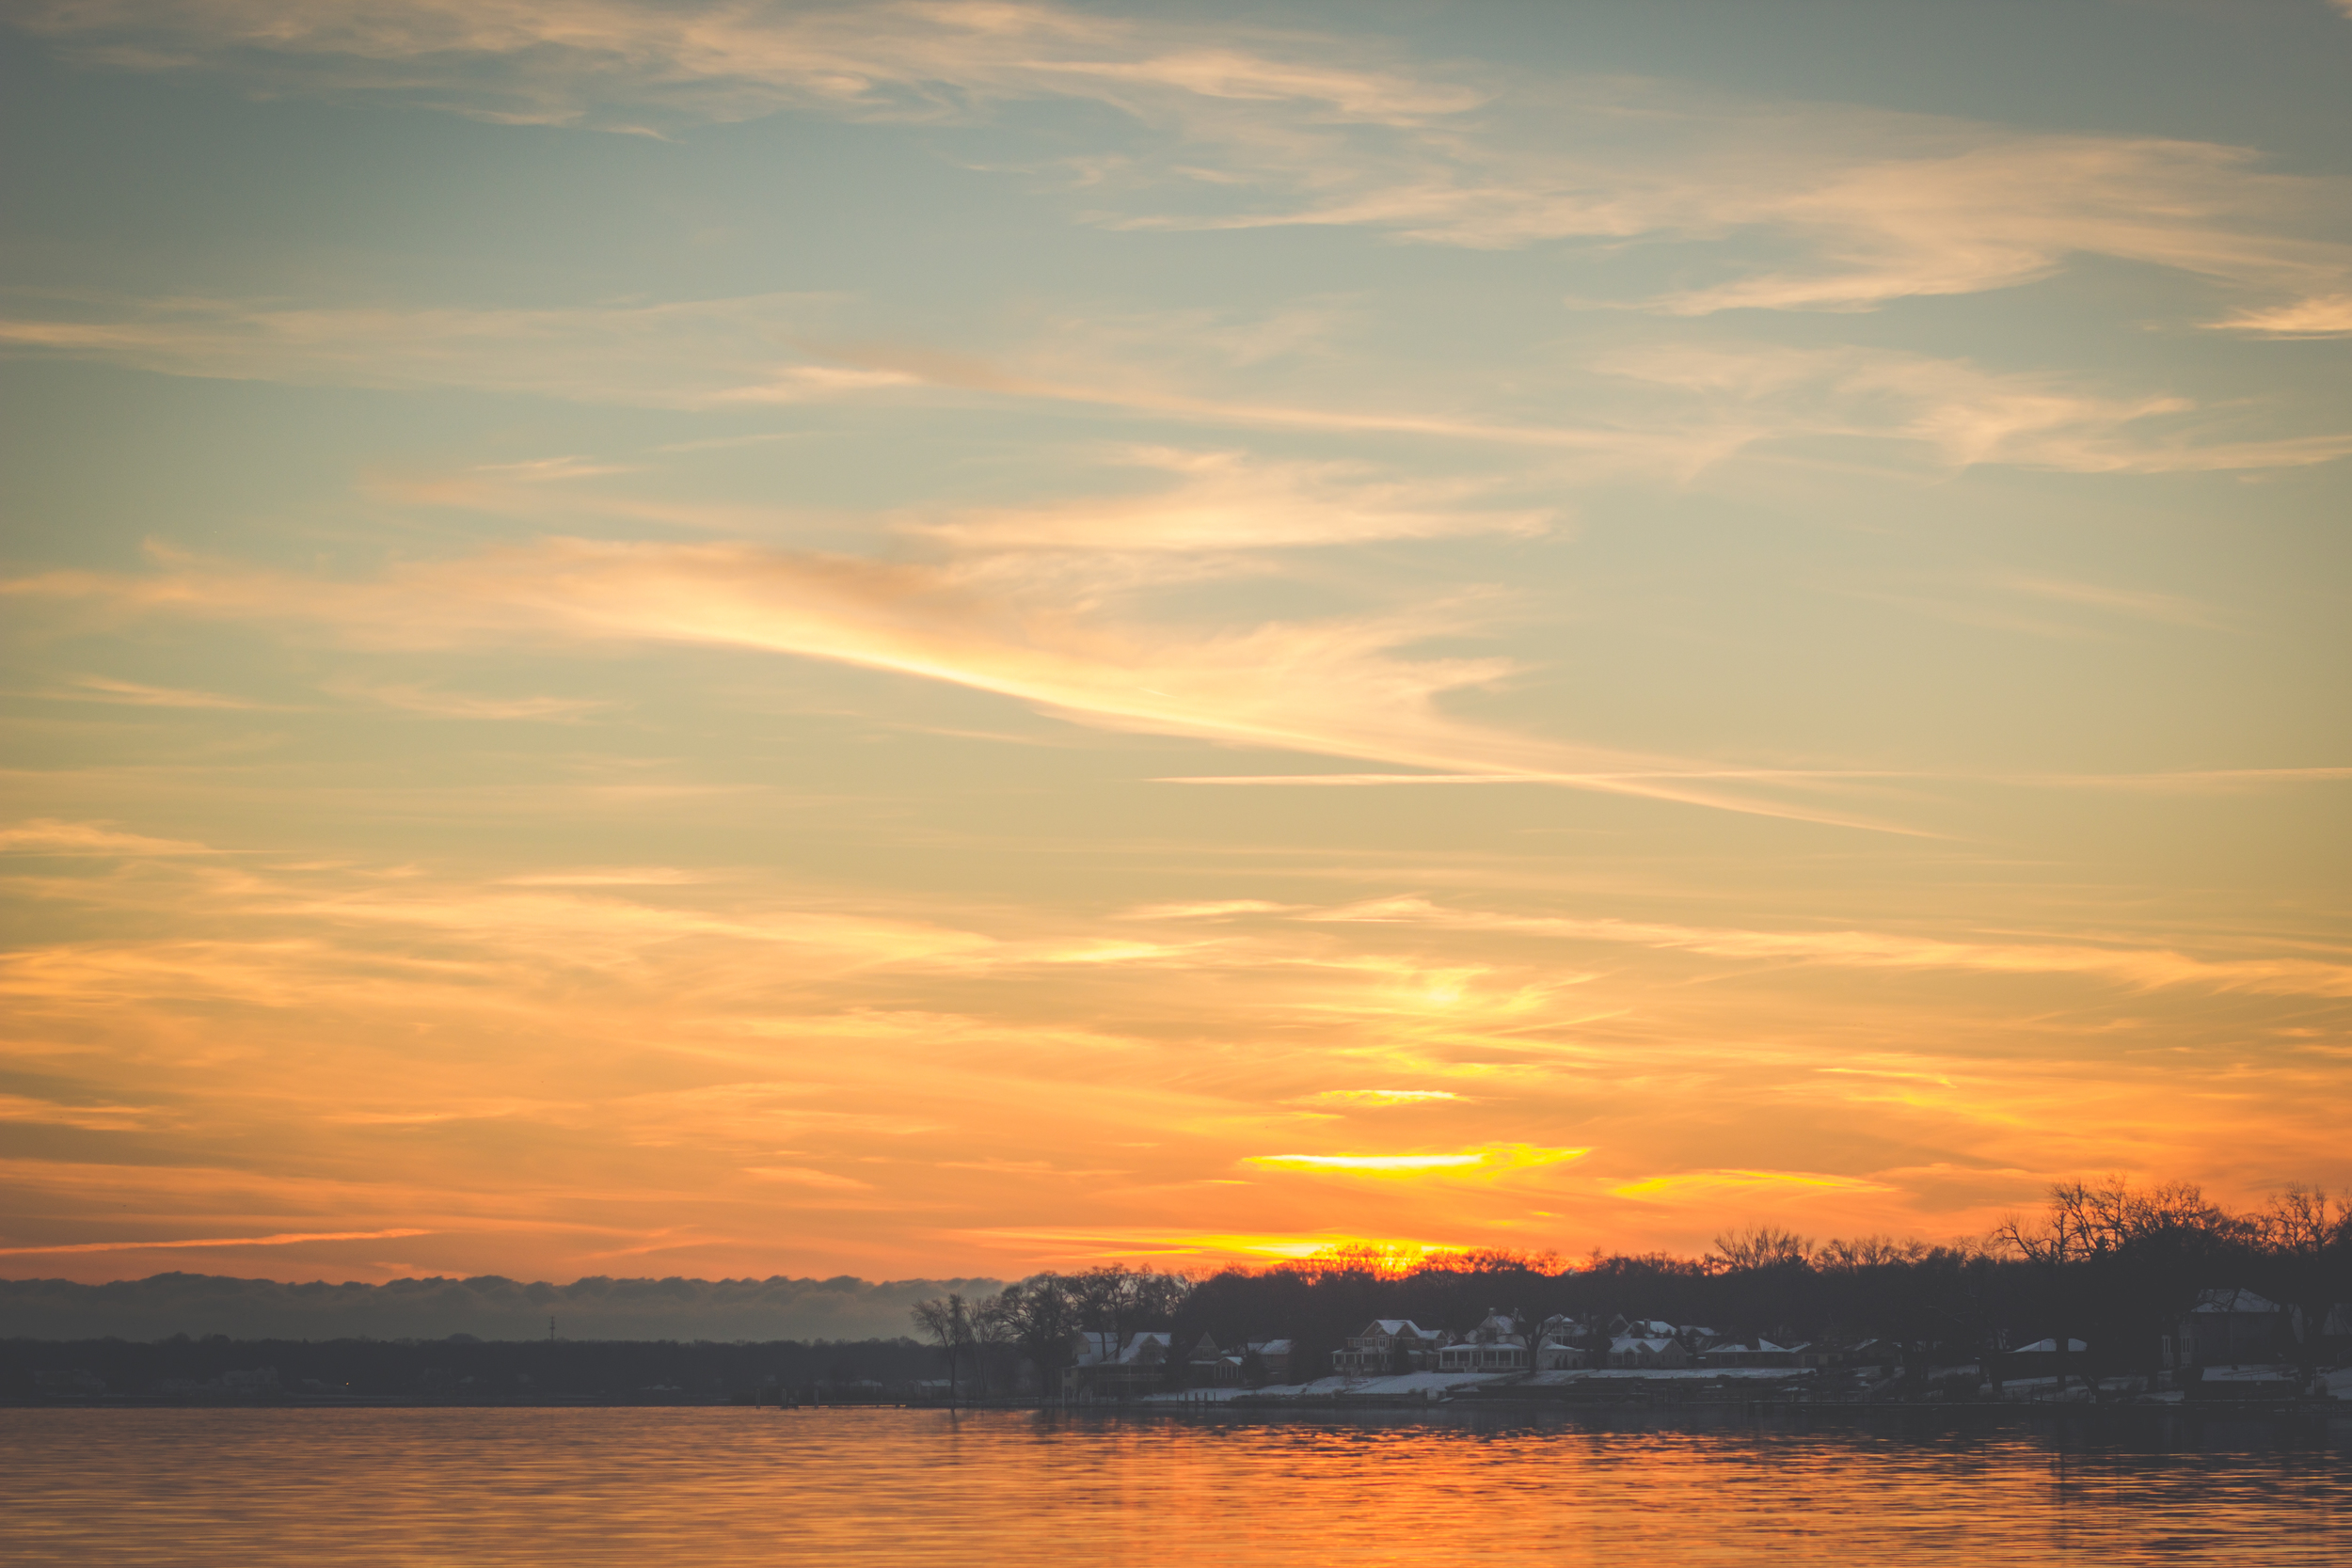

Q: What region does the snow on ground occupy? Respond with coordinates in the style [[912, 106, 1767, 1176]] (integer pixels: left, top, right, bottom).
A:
[[1521, 1369, 1814, 1385]]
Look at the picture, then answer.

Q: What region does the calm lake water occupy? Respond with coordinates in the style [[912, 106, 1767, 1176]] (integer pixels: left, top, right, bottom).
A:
[[4, 1406, 2347, 1565]]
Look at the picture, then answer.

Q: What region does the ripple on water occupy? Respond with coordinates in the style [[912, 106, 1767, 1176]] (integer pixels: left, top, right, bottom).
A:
[[4, 1406, 2347, 1566]]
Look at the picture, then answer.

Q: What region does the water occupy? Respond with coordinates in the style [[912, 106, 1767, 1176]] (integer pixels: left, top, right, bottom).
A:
[[4, 1407, 2346, 1565]]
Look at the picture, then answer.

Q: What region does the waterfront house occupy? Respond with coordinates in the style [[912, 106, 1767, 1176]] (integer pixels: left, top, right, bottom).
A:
[[1068, 1330, 1174, 1398], [2183, 1289, 2283, 1367], [1536, 1337, 1591, 1370], [1242, 1338, 1295, 1384], [1436, 1311, 1531, 1373], [1186, 1333, 1246, 1387], [1333, 1319, 1443, 1376], [1606, 1336, 1692, 1370], [1700, 1338, 1801, 1369], [1612, 1317, 1679, 1339]]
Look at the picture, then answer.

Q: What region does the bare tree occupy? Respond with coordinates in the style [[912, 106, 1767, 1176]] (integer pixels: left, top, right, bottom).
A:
[[1817, 1236, 1931, 1270], [997, 1275, 1082, 1400], [1708, 1225, 1814, 1273], [2256, 1185, 2347, 1384], [1993, 1182, 2106, 1397], [1990, 1177, 2234, 1398], [909, 1293, 971, 1404], [969, 1291, 1015, 1396]]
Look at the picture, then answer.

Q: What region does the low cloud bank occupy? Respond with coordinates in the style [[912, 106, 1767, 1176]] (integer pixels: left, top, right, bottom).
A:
[[0, 1273, 1006, 1343]]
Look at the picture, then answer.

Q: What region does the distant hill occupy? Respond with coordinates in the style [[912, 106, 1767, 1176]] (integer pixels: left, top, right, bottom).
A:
[[0, 1272, 1006, 1343]]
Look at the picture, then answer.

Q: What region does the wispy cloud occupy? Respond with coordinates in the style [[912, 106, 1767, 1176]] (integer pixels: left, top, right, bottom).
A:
[[334, 683, 614, 721], [1599, 342, 2352, 473], [0, 1227, 433, 1257], [16, 291, 2333, 481], [0, 1094, 159, 1132], [1608, 1169, 1892, 1201], [2210, 293, 2352, 337], [3, 539, 1910, 826], [0, 292, 851, 407], [51, 674, 275, 709], [1300, 1088, 1461, 1107], [0, 818, 220, 856], [1246, 1144, 1584, 1178], [1310, 896, 2352, 1000], [910, 447, 1551, 552], [22, 1, 2344, 325], [15, 0, 1477, 131], [1118, 900, 1295, 921], [744, 1165, 874, 1192]]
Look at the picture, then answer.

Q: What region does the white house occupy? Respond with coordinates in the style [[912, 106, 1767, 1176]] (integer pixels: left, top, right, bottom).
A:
[[1606, 1335, 1692, 1370], [1333, 1319, 1443, 1376], [1437, 1310, 1533, 1373], [2183, 1289, 2283, 1367], [1243, 1338, 1295, 1384], [1536, 1337, 1591, 1370]]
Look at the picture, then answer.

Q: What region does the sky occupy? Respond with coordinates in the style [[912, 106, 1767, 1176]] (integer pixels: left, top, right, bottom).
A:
[[2, 0, 2349, 1290]]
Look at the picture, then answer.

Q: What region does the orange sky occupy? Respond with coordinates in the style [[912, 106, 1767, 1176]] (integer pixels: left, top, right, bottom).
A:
[[2, 0, 2349, 1286]]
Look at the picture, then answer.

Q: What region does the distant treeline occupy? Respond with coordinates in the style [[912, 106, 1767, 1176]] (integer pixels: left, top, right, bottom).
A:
[[909, 1180, 2350, 1386], [11, 1180, 2342, 1401], [0, 1272, 1000, 1343], [1, 1333, 936, 1402]]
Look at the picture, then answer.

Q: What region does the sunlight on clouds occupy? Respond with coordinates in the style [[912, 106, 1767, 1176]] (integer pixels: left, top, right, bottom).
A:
[[0, 1228, 434, 1259], [0, 819, 222, 857], [955, 1227, 1456, 1266], [1310, 897, 2352, 1001], [1118, 901, 1295, 921], [1600, 343, 2352, 473], [0, 293, 849, 407], [1608, 1170, 1896, 1201], [15, 1, 2346, 326], [2212, 293, 2352, 338], [743, 1166, 874, 1192], [1, 1, 2347, 1284], [1301, 1089, 1461, 1106], [4, 540, 1917, 828], [910, 448, 1551, 551], [1, 825, 2345, 1275], [1246, 1145, 1588, 1178]]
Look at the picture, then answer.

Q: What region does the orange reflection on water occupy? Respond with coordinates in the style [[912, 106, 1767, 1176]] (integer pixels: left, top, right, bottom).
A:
[[4, 1407, 2347, 1566]]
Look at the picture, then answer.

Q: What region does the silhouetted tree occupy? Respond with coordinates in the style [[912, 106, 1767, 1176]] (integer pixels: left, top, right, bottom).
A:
[[997, 1275, 1081, 1398], [909, 1292, 970, 1402], [969, 1291, 1016, 1395], [2250, 1186, 2350, 1383]]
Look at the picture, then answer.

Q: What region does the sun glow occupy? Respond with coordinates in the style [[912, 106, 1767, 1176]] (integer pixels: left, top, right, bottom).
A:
[[2, 0, 2346, 1291], [1245, 1145, 1590, 1178]]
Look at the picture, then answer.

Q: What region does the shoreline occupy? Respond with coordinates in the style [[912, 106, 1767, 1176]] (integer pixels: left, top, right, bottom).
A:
[[7, 1394, 2347, 1421]]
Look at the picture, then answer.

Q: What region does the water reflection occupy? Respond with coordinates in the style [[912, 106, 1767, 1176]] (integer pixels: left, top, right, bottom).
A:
[[5, 1407, 2346, 1565]]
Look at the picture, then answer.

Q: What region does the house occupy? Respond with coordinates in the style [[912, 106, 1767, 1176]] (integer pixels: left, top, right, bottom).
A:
[[1333, 1319, 1443, 1376], [1186, 1333, 1245, 1387], [1843, 1339, 1898, 1371], [1436, 1310, 1531, 1373], [1241, 1338, 1295, 1384], [2010, 1337, 2088, 1360], [1607, 1336, 1691, 1370], [1536, 1338, 1591, 1370], [2183, 1289, 2283, 1367], [1068, 1330, 1174, 1398]]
